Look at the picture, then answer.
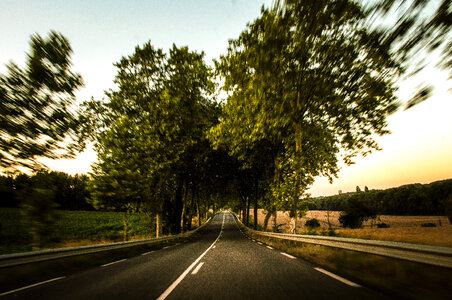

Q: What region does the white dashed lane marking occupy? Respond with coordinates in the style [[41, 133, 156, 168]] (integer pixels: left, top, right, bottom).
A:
[[314, 268, 361, 287], [280, 252, 296, 259], [191, 262, 205, 275], [102, 259, 127, 267], [0, 277, 65, 296]]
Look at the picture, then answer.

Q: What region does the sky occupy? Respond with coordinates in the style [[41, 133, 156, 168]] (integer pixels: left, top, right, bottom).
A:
[[1, 0, 451, 197]]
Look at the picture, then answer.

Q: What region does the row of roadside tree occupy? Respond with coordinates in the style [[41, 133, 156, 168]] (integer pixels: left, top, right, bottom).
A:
[[1, 0, 451, 245]]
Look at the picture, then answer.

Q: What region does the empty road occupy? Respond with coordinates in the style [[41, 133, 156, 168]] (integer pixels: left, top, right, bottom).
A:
[[1, 212, 391, 299]]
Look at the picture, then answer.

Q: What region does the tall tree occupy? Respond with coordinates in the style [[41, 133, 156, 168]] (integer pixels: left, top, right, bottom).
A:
[[83, 42, 218, 235], [212, 0, 401, 226], [0, 31, 83, 171]]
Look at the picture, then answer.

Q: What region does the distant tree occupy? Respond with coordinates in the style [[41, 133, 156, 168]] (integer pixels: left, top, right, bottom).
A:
[[0, 175, 16, 207], [305, 218, 321, 229], [41, 171, 93, 211], [18, 171, 60, 250], [356, 186, 362, 193], [0, 31, 83, 171], [364, 186, 369, 192]]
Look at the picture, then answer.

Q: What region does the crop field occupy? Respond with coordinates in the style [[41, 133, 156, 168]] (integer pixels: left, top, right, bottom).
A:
[[0, 208, 155, 255], [250, 209, 452, 247]]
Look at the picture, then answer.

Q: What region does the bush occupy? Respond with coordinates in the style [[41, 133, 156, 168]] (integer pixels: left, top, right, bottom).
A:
[[339, 214, 363, 229], [421, 223, 436, 227], [305, 218, 321, 228], [377, 223, 390, 228], [321, 228, 337, 236]]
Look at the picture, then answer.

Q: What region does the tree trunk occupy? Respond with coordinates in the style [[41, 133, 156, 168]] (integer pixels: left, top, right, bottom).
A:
[[173, 177, 184, 234], [156, 213, 161, 238], [254, 178, 258, 230], [180, 202, 186, 232], [187, 188, 195, 230], [196, 196, 201, 227], [123, 211, 129, 241], [273, 210, 278, 232], [292, 119, 303, 231], [327, 209, 331, 229], [241, 196, 246, 223], [180, 181, 189, 232], [246, 197, 251, 226], [263, 210, 272, 231]]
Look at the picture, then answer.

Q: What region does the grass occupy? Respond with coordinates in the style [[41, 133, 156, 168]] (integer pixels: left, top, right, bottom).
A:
[[0, 208, 156, 255], [251, 209, 452, 247]]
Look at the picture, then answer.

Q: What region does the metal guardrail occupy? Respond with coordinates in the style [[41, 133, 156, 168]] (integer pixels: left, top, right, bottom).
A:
[[0, 217, 212, 268], [233, 214, 452, 268]]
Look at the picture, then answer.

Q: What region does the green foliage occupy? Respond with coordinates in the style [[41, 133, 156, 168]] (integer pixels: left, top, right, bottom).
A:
[[18, 172, 60, 249], [211, 0, 401, 220], [0, 175, 15, 207], [339, 213, 364, 229], [0, 31, 83, 170], [0, 172, 92, 210], [305, 218, 321, 228], [310, 179, 452, 215], [364, 0, 452, 109], [82, 41, 222, 234]]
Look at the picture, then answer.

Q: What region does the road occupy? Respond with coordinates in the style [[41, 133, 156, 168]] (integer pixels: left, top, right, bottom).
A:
[[1, 212, 391, 299]]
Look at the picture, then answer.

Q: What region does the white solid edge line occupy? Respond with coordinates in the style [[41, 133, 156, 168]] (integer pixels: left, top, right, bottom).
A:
[[101, 258, 127, 267], [0, 277, 65, 296], [280, 252, 296, 259], [314, 267, 361, 287], [141, 251, 154, 256], [156, 213, 225, 300], [191, 262, 205, 275], [266, 246, 274, 250]]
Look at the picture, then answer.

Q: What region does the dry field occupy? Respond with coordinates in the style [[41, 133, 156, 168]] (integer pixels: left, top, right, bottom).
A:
[[247, 209, 452, 248]]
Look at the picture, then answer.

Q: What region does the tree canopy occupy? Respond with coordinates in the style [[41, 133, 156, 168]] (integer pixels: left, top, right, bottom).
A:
[[0, 31, 83, 171], [210, 0, 402, 218], [363, 0, 452, 109], [83, 42, 227, 235]]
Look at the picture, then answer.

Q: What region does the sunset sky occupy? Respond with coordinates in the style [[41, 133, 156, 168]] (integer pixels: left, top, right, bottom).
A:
[[1, 0, 451, 197]]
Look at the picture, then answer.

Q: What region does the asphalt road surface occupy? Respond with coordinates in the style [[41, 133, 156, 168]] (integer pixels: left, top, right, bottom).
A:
[[1, 212, 391, 299]]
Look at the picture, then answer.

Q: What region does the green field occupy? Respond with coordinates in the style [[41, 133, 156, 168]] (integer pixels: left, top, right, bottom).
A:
[[0, 208, 155, 255]]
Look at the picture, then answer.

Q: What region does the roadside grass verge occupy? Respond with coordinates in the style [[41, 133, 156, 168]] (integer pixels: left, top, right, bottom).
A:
[[253, 209, 452, 247], [238, 220, 452, 300], [0, 208, 155, 255]]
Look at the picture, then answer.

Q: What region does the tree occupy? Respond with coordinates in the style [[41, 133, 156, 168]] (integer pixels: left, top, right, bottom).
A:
[[363, 0, 452, 109], [0, 175, 16, 207], [82, 42, 218, 236], [213, 0, 401, 225], [17, 171, 60, 250], [0, 31, 83, 171]]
